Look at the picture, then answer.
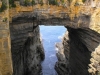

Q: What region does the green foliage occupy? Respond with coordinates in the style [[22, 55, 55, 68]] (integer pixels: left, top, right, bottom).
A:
[[3, 17, 7, 22], [0, 2, 7, 12], [32, 0, 36, 5], [40, 0, 43, 6], [82, 0, 86, 3], [9, 0, 16, 8], [61, 0, 64, 3], [24, 0, 30, 6], [49, 0, 58, 5]]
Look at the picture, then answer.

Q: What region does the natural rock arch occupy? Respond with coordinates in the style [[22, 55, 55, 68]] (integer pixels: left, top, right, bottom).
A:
[[0, 0, 100, 75]]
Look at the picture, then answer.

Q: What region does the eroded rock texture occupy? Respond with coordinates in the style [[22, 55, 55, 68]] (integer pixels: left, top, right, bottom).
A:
[[10, 23, 45, 75], [55, 27, 100, 75], [88, 45, 100, 74], [55, 31, 69, 75], [67, 28, 91, 75]]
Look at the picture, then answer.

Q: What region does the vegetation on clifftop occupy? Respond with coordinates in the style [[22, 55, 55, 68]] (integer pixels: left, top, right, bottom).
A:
[[49, 0, 58, 5], [0, 2, 7, 12], [24, 0, 31, 6], [9, 0, 16, 8], [32, 0, 36, 6], [82, 0, 86, 3]]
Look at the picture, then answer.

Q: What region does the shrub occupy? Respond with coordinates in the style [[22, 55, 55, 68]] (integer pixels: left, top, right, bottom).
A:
[[49, 0, 58, 5], [0, 2, 7, 12], [9, 0, 16, 8], [40, 0, 43, 6], [61, 0, 64, 4], [3, 17, 7, 22], [82, 0, 86, 3], [24, 0, 30, 6], [32, 0, 36, 5]]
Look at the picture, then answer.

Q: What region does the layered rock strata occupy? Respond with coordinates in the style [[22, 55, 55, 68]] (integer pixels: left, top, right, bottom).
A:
[[55, 27, 100, 75], [66, 27, 100, 75], [10, 22, 45, 75], [55, 31, 69, 75]]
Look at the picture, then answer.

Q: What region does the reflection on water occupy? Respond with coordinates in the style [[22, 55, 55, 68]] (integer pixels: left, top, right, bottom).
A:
[[40, 26, 66, 75]]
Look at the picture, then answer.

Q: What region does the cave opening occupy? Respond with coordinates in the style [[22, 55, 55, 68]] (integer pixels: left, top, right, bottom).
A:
[[39, 26, 67, 75]]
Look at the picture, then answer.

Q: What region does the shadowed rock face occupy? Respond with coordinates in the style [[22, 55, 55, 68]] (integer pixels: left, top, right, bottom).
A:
[[67, 28, 91, 75], [10, 15, 100, 75], [55, 27, 100, 75], [10, 22, 45, 75]]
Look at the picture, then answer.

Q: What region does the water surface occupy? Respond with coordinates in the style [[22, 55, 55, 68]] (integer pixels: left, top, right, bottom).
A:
[[40, 26, 66, 75]]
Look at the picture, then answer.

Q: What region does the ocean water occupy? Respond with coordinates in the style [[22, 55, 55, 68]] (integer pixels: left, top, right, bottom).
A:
[[39, 26, 66, 75]]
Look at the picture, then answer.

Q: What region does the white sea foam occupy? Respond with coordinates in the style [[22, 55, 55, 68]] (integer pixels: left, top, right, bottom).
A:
[[49, 54, 55, 57], [40, 33, 43, 42], [58, 36, 62, 40], [58, 33, 65, 40], [49, 64, 52, 69], [55, 47, 58, 51]]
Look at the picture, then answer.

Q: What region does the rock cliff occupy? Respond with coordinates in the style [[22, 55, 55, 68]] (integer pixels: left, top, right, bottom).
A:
[[10, 22, 45, 75], [55, 31, 69, 75], [55, 27, 100, 75], [67, 27, 100, 75], [7, 0, 100, 75]]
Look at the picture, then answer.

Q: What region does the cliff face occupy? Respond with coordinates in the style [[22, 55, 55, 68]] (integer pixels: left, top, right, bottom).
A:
[[55, 27, 100, 75], [10, 22, 45, 75], [10, 13, 100, 75], [68, 28, 100, 75], [8, 0, 100, 75], [55, 31, 69, 75]]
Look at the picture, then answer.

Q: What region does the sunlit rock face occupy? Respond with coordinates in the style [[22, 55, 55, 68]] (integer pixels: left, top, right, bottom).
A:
[[89, 8, 100, 33], [10, 23, 45, 75], [88, 45, 100, 75]]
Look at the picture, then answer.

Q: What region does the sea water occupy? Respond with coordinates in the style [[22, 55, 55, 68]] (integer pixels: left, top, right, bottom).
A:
[[40, 26, 66, 75]]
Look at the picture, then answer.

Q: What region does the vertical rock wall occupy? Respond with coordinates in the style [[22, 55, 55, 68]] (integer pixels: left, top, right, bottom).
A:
[[0, 0, 13, 75], [10, 22, 44, 75], [55, 27, 100, 75], [67, 28, 91, 75], [55, 31, 69, 75]]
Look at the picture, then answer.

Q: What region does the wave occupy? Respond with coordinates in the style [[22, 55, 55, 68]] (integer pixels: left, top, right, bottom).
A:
[[55, 47, 59, 52], [58, 33, 65, 40], [49, 54, 55, 57], [58, 36, 62, 40]]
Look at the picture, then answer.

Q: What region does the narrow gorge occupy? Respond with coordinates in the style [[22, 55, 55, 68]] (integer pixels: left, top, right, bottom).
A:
[[10, 19, 100, 75], [0, 0, 100, 75]]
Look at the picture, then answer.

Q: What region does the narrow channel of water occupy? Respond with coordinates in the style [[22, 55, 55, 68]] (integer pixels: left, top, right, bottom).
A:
[[40, 26, 66, 75]]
